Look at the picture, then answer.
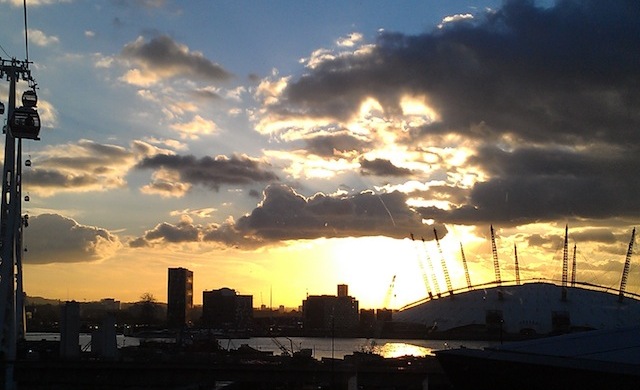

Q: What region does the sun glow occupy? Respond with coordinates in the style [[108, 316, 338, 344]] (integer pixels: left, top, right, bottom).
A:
[[400, 95, 440, 124], [316, 236, 429, 309]]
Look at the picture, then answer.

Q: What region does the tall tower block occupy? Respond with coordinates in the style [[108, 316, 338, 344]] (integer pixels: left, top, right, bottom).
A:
[[167, 267, 193, 328]]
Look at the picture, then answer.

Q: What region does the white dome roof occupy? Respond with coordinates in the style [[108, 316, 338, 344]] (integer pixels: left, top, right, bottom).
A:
[[394, 282, 640, 334]]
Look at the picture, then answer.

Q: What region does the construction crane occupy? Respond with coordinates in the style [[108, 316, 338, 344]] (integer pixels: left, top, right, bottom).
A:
[[410, 233, 433, 299], [514, 244, 521, 285], [434, 228, 453, 296], [561, 225, 568, 302], [459, 243, 472, 290], [382, 275, 396, 309], [421, 237, 441, 296], [490, 225, 502, 285], [618, 227, 636, 303], [271, 337, 295, 357]]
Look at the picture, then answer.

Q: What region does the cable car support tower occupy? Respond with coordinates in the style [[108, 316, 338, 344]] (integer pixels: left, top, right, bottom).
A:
[[0, 57, 42, 390]]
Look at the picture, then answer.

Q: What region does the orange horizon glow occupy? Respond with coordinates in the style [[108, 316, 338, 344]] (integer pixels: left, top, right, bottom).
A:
[[22, 223, 638, 310]]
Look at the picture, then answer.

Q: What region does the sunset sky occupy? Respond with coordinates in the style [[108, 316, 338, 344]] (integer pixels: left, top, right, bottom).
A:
[[0, 0, 638, 309]]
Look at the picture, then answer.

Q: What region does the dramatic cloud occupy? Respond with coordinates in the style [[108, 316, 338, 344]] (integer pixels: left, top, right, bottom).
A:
[[130, 184, 440, 248], [140, 169, 191, 198], [360, 158, 413, 177], [234, 184, 437, 241], [129, 215, 253, 249], [141, 216, 198, 243], [277, 1, 639, 142], [304, 133, 373, 158], [120, 35, 232, 86], [24, 214, 121, 264], [257, 0, 640, 227], [419, 145, 640, 225], [136, 154, 279, 194]]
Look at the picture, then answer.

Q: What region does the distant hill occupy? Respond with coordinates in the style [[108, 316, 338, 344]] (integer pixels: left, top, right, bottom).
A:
[[24, 296, 170, 307]]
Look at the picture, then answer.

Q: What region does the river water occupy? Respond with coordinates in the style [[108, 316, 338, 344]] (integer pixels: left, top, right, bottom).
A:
[[26, 332, 491, 359], [220, 337, 491, 359]]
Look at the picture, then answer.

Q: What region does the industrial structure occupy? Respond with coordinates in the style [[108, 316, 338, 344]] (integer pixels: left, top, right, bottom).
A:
[[395, 227, 640, 338], [0, 51, 43, 389]]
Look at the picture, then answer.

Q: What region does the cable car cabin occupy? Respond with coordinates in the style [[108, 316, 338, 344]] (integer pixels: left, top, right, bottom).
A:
[[22, 90, 38, 108], [9, 107, 41, 140]]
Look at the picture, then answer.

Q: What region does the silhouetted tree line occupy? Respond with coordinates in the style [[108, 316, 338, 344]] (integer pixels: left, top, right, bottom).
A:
[[25, 293, 175, 333]]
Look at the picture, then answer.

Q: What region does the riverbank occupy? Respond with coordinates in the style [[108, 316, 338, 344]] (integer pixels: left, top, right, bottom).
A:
[[14, 334, 459, 389], [25, 332, 490, 359]]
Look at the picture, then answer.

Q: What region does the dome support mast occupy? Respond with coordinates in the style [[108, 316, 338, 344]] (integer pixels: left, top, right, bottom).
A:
[[618, 228, 635, 303]]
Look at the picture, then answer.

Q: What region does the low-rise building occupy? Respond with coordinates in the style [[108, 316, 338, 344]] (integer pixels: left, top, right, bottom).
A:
[[302, 284, 359, 336]]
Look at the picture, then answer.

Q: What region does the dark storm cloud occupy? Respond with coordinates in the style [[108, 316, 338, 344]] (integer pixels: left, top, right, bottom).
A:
[[272, 0, 640, 226], [280, 0, 640, 144], [526, 228, 618, 250], [130, 217, 258, 249], [235, 184, 440, 241], [304, 134, 372, 157], [571, 229, 617, 245], [129, 184, 441, 249], [418, 145, 640, 225], [360, 158, 413, 177], [136, 154, 279, 191], [121, 35, 232, 82], [24, 214, 120, 264], [134, 220, 199, 246]]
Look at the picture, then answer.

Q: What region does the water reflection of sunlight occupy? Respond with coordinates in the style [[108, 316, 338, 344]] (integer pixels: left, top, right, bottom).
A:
[[373, 342, 433, 358]]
